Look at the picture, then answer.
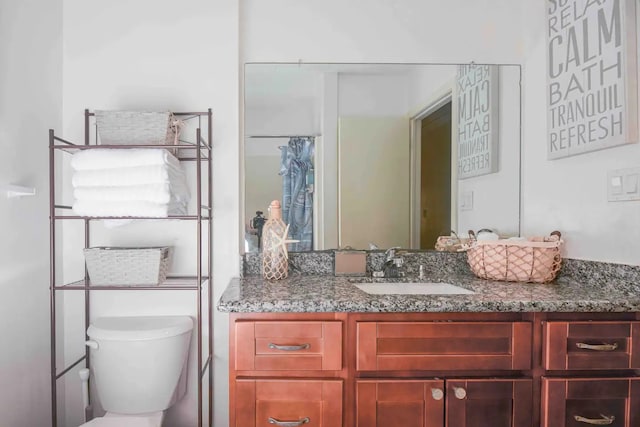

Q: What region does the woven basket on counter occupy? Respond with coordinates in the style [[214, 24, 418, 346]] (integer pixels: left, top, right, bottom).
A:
[[466, 231, 563, 283], [95, 110, 182, 147], [84, 246, 171, 286]]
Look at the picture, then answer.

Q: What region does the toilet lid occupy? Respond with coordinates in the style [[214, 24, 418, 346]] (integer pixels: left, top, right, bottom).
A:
[[88, 315, 193, 341], [79, 416, 159, 427]]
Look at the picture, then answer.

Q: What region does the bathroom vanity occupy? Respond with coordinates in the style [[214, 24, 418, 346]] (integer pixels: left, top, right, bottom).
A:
[[218, 259, 640, 427]]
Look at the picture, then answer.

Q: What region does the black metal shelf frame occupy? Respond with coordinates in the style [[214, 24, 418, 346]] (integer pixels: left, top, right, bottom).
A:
[[49, 109, 213, 427]]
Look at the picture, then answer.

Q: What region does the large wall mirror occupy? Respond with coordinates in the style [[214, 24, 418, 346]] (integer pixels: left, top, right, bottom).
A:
[[243, 63, 521, 252]]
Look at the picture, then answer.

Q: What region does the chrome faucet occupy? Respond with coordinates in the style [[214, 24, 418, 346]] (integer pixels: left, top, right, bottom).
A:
[[382, 247, 404, 278]]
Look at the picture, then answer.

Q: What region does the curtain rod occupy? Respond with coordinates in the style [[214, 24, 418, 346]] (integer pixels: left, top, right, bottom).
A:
[[245, 134, 321, 138]]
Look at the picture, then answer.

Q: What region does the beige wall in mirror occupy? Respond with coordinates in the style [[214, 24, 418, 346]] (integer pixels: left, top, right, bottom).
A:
[[243, 63, 521, 252]]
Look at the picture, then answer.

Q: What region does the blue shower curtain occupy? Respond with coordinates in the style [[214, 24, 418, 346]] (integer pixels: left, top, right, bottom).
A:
[[280, 137, 314, 251]]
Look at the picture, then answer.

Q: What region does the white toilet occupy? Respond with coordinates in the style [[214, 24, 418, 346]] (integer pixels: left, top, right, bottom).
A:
[[79, 315, 194, 427]]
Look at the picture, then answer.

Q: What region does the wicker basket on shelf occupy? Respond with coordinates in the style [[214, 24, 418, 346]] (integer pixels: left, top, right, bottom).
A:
[[466, 231, 563, 283], [95, 110, 182, 147], [84, 246, 171, 286]]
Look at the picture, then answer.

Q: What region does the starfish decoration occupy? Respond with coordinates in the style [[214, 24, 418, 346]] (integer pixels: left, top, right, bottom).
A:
[[264, 224, 300, 260]]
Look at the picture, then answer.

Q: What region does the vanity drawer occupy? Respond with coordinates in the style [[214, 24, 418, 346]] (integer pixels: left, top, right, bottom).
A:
[[235, 321, 342, 371], [234, 379, 343, 427], [543, 321, 640, 370], [356, 321, 531, 371], [541, 377, 640, 427]]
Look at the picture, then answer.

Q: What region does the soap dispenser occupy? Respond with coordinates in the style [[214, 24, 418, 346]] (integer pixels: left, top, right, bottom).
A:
[[261, 200, 289, 280]]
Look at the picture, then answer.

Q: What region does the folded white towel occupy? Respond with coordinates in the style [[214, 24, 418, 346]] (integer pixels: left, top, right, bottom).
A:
[[72, 164, 186, 187], [71, 148, 181, 171], [73, 183, 190, 205], [73, 200, 187, 218]]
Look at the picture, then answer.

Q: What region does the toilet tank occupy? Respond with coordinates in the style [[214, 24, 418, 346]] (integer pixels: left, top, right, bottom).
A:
[[87, 316, 193, 414]]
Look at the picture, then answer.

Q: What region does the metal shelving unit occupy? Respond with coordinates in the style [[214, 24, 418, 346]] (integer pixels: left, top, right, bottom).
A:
[[49, 109, 213, 427]]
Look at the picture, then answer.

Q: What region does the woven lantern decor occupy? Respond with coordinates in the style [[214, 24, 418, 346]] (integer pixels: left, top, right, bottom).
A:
[[261, 200, 299, 280], [262, 224, 299, 280]]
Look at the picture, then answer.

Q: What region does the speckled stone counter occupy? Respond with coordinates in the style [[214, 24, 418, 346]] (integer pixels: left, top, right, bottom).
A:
[[219, 251, 640, 313], [217, 270, 640, 313]]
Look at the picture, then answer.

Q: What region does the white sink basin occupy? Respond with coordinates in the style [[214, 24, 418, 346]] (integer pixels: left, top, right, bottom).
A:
[[353, 282, 474, 295]]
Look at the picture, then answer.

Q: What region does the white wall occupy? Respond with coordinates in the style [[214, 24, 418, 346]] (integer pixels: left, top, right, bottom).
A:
[[0, 0, 62, 426], [62, 1, 239, 427], [241, 0, 524, 64], [520, 2, 640, 265]]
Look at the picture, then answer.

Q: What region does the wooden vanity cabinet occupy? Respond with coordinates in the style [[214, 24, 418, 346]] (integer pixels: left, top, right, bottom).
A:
[[230, 312, 640, 427]]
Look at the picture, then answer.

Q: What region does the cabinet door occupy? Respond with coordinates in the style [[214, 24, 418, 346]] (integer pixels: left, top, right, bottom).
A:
[[356, 321, 531, 371], [543, 321, 640, 370], [542, 377, 640, 427], [235, 379, 342, 427], [356, 380, 444, 427], [446, 379, 532, 427]]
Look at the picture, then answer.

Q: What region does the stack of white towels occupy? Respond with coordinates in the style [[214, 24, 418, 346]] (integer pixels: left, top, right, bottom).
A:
[[71, 149, 190, 221]]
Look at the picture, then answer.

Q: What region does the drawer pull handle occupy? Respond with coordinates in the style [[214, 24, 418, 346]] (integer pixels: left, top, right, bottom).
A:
[[268, 343, 310, 351], [268, 416, 310, 426], [574, 414, 615, 425], [576, 342, 618, 351], [431, 388, 444, 401], [453, 387, 467, 400]]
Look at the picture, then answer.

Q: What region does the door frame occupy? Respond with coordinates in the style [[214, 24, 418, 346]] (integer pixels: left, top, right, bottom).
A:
[[409, 80, 457, 249]]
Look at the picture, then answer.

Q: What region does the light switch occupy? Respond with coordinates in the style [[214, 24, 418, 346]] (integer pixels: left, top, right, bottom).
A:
[[611, 175, 623, 194], [608, 167, 640, 202], [624, 174, 638, 193]]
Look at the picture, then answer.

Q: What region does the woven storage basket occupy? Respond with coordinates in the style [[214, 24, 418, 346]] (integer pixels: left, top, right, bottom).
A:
[[84, 246, 171, 286], [466, 232, 563, 283], [95, 110, 181, 147]]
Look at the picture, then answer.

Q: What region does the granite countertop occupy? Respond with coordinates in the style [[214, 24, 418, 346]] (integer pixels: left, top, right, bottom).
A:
[[217, 272, 640, 313]]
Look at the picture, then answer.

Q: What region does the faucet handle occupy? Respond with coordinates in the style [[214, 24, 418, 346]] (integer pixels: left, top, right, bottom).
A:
[[384, 246, 402, 259]]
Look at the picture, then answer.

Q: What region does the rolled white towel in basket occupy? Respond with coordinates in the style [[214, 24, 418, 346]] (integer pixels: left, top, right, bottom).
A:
[[73, 200, 187, 218], [73, 183, 189, 205], [70, 148, 181, 171]]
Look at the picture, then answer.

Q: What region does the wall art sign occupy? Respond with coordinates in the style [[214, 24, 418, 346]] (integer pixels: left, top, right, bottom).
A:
[[456, 64, 500, 179], [547, 0, 638, 159]]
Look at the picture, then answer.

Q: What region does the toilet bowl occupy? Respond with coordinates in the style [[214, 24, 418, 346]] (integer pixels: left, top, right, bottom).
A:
[[78, 316, 193, 427]]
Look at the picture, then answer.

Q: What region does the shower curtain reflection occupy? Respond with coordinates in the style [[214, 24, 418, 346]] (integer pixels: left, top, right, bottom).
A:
[[280, 137, 314, 251]]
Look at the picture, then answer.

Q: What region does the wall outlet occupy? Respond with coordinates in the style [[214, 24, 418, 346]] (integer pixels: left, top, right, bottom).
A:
[[608, 167, 640, 202]]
